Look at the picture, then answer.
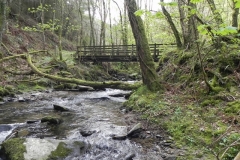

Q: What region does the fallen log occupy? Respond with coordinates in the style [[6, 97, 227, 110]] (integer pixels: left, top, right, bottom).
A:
[[25, 53, 141, 90]]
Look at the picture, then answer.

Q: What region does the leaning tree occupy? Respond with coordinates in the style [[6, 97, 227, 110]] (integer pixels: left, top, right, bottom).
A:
[[125, 0, 162, 91]]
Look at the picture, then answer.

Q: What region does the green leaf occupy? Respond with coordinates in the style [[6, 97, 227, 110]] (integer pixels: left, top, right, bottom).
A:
[[190, 0, 203, 3], [235, 1, 240, 8], [197, 25, 209, 35], [134, 10, 144, 16], [216, 26, 238, 36], [155, 12, 164, 18], [159, 2, 177, 7]]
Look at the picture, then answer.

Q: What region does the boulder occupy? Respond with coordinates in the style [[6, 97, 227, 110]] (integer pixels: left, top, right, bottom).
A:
[[79, 130, 96, 137], [26, 120, 39, 124], [53, 104, 70, 112], [112, 134, 127, 140], [1, 138, 87, 160], [109, 93, 125, 97], [127, 123, 143, 138], [125, 153, 136, 160], [18, 97, 25, 102], [41, 116, 63, 125]]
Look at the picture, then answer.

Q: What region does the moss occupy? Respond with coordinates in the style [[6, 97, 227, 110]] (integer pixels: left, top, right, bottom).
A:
[[1, 138, 26, 160], [178, 52, 194, 65], [47, 142, 71, 160], [0, 86, 13, 96], [41, 116, 63, 125], [201, 99, 221, 107], [17, 83, 29, 91], [225, 100, 240, 113], [33, 85, 46, 91]]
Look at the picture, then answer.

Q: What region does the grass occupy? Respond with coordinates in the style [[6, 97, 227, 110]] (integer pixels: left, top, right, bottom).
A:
[[125, 83, 240, 159]]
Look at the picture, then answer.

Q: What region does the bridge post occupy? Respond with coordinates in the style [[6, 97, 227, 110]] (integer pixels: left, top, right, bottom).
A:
[[84, 45, 86, 55], [154, 43, 157, 60], [131, 44, 134, 56], [111, 44, 114, 56]]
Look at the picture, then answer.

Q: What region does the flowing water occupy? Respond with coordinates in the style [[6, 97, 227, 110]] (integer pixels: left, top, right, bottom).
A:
[[0, 89, 174, 160]]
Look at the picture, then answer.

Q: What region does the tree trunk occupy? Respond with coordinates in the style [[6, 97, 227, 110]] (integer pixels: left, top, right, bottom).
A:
[[123, 1, 128, 46], [26, 54, 140, 90], [87, 0, 96, 46], [206, 0, 223, 25], [0, 0, 7, 48], [125, 0, 162, 91], [178, 0, 189, 49], [0, 51, 141, 90], [113, 0, 125, 45], [108, 0, 113, 45], [40, 0, 46, 51], [232, 0, 239, 27], [58, 0, 63, 61], [177, 0, 197, 49], [160, 0, 182, 48]]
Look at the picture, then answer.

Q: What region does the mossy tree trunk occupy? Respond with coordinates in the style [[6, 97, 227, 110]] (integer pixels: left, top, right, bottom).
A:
[[232, 0, 239, 27], [206, 0, 223, 25], [0, 51, 141, 90], [125, 0, 162, 91], [25, 53, 140, 90], [0, 0, 7, 48]]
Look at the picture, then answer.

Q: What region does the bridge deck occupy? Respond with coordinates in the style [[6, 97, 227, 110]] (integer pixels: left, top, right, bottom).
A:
[[76, 43, 176, 62]]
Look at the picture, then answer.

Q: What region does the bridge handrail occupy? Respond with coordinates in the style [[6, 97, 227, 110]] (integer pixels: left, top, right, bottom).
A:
[[76, 43, 176, 62], [77, 43, 176, 56]]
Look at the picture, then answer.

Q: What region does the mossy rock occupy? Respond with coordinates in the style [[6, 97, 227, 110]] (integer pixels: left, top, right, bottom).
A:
[[178, 52, 194, 65], [41, 116, 63, 125], [225, 100, 240, 114], [1, 138, 26, 160], [0, 86, 13, 96], [47, 142, 71, 160]]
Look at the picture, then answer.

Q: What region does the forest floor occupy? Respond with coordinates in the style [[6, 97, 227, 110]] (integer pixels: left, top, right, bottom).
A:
[[123, 47, 240, 159]]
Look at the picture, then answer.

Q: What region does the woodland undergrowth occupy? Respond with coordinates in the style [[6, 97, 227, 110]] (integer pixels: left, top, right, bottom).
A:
[[125, 43, 240, 160]]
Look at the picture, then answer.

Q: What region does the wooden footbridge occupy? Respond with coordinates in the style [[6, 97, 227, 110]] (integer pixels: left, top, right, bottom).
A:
[[76, 43, 176, 62]]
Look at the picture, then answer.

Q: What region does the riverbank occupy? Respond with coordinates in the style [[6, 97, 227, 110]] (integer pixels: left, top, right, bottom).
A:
[[123, 83, 240, 159]]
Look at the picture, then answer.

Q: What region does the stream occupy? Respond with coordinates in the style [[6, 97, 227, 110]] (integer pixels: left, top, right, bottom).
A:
[[0, 89, 181, 160]]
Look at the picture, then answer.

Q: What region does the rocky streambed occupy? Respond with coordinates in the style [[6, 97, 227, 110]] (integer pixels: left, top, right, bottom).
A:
[[0, 89, 183, 160]]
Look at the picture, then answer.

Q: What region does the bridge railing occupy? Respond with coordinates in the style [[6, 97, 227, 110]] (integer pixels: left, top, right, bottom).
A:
[[77, 43, 176, 56], [76, 43, 176, 62]]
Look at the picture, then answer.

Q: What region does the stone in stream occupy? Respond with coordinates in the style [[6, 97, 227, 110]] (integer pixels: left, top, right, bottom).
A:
[[41, 116, 63, 125], [125, 153, 136, 160], [79, 130, 96, 137], [124, 92, 132, 99], [26, 120, 39, 124], [109, 93, 126, 98], [112, 134, 127, 140], [112, 123, 143, 140], [18, 97, 25, 102], [127, 123, 143, 138], [53, 104, 70, 112], [93, 97, 110, 101], [0, 101, 5, 105], [1, 138, 88, 160]]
